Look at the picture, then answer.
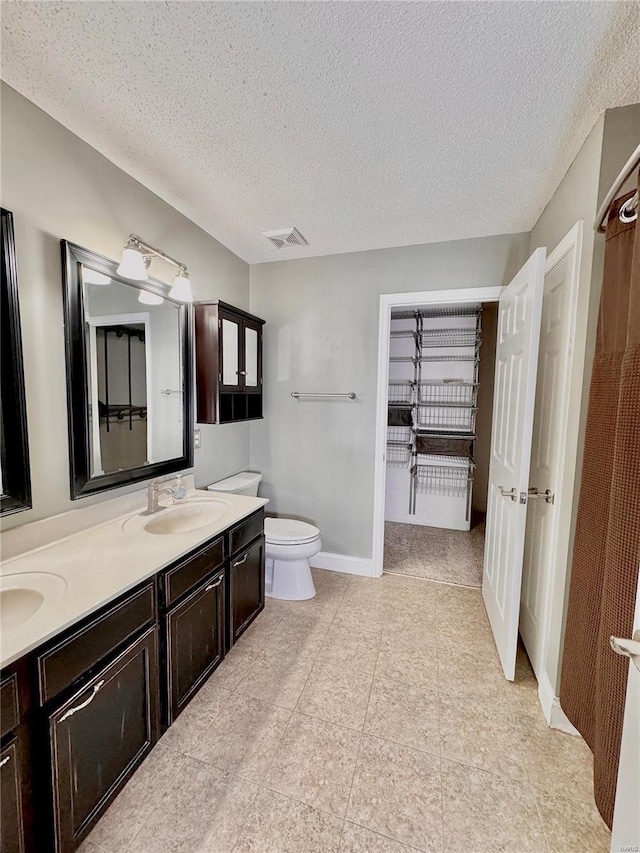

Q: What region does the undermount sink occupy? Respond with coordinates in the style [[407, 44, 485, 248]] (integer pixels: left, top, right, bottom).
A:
[[0, 572, 67, 632], [136, 499, 231, 535]]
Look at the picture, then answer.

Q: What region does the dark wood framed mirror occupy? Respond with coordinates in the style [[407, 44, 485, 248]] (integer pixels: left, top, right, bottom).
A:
[[1, 209, 32, 516], [61, 241, 194, 499]]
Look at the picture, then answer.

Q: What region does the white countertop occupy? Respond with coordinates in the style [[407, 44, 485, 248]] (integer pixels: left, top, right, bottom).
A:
[[0, 489, 268, 669]]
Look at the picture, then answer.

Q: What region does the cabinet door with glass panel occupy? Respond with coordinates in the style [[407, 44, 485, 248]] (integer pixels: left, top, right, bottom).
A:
[[195, 301, 264, 424]]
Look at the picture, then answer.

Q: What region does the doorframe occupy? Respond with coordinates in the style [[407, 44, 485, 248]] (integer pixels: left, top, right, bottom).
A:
[[372, 286, 505, 577]]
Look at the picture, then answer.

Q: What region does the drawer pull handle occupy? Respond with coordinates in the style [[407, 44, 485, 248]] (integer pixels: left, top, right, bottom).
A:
[[0, 755, 10, 768], [205, 578, 223, 591], [58, 680, 105, 723], [232, 554, 248, 568]]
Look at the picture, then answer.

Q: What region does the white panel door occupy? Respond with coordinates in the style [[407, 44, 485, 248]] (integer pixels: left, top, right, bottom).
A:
[[520, 226, 582, 680], [482, 248, 546, 680]]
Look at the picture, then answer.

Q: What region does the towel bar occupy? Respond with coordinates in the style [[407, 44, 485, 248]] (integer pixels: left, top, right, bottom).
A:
[[291, 391, 356, 400]]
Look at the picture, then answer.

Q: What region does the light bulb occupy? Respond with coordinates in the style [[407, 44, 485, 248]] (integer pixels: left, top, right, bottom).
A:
[[169, 272, 193, 303], [82, 267, 111, 285], [117, 246, 148, 281], [138, 290, 164, 305]]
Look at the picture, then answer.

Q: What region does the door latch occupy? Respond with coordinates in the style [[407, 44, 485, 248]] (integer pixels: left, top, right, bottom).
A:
[[528, 487, 555, 505], [610, 630, 640, 673]]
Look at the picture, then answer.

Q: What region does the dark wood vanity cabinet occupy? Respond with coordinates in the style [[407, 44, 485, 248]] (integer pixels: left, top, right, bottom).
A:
[[159, 534, 226, 725], [1, 665, 33, 853], [1, 508, 265, 853], [48, 628, 159, 853], [165, 569, 225, 725], [230, 535, 265, 646], [1, 740, 25, 853], [195, 301, 264, 424]]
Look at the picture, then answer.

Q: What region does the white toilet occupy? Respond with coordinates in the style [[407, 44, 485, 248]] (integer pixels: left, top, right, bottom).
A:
[[207, 472, 320, 600]]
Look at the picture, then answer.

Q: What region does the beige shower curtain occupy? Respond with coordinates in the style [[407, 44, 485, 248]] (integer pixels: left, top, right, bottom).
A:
[[560, 183, 640, 828]]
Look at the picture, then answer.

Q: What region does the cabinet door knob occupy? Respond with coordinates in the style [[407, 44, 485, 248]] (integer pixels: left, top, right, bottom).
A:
[[205, 578, 223, 591], [58, 680, 105, 723], [0, 755, 10, 768], [236, 370, 247, 376], [232, 554, 248, 568]]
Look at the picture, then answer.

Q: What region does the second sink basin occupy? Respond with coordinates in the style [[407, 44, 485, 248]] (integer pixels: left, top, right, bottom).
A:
[[0, 572, 67, 633], [141, 500, 231, 535]]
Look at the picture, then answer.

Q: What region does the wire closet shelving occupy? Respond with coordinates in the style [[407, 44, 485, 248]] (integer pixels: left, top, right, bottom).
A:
[[387, 304, 482, 521]]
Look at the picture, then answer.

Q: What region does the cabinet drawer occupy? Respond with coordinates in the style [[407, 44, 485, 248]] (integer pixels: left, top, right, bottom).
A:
[[0, 674, 20, 738], [162, 535, 225, 608], [37, 582, 155, 705], [229, 509, 264, 557]]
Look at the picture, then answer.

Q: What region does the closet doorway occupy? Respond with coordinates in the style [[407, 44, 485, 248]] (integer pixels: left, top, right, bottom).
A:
[[382, 299, 497, 588], [372, 285, 504, 588]]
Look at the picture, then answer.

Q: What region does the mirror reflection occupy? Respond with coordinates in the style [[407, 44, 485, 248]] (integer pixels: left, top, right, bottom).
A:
[[81, 266, 184, 478]]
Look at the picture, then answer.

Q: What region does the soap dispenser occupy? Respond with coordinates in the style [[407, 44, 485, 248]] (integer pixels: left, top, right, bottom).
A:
[[173, 475, 187, 503]]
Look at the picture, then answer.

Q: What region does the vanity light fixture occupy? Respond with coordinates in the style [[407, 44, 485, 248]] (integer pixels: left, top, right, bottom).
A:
[[138, 290, 164, 306], [117, 234, 193, 303], [82, 267, 112, 286], [117, 240, 149, 281], [169, 269, 192, 303]]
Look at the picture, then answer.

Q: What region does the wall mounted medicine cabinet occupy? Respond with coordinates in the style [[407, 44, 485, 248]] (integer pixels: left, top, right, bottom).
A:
[[0, 209, 32, 517], [61, 241, 194, 499], [195, 301, 264, 424]]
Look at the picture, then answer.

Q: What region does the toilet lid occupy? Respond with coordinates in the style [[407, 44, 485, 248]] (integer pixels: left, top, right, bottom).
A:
[[265, 517, 320, 545], [207, 471, 262, 492]]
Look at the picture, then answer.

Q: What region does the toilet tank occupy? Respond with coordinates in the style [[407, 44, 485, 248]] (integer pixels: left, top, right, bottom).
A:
[[207, 471, 262, 497]]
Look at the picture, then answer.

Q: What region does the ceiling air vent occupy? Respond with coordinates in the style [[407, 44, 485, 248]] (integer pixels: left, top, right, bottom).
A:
[[262, 227, 308, 249]]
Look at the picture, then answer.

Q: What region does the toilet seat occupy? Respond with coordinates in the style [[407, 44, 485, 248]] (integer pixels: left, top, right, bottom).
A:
[[265, 517, 320, 546]]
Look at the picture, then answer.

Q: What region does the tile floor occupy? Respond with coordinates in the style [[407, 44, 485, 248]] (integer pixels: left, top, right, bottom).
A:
[[80, 569, 610, 853], [384, 517, 485, 586]]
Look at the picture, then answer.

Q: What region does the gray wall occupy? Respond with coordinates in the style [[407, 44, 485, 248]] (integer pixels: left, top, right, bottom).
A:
[[249, 233, 530, 558], [0, 83, 250, 530]]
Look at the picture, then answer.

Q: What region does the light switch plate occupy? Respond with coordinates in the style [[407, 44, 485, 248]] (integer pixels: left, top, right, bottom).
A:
[[194, 428, 201, 450]]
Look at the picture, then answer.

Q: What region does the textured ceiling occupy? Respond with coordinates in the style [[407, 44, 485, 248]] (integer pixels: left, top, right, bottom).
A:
[[1, 2, 639, 263]]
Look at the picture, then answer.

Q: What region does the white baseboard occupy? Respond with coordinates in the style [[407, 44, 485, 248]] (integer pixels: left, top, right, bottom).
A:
[[310, 551, 375, 577], [538, 671, 579, 735]]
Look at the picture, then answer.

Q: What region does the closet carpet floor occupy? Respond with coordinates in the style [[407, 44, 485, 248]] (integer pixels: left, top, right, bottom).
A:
[[384, 519, 485, 586], [79, 569, 609, 853]]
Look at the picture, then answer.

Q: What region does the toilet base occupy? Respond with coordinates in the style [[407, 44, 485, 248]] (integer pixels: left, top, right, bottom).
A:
[[266, 555, 316, 600]]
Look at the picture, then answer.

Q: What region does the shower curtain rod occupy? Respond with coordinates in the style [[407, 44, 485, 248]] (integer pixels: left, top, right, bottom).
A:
[[595, 142, 640, 233]]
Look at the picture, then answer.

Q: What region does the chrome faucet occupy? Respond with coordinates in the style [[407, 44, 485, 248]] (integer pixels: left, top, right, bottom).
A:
[[142, 479, 175, 515]]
